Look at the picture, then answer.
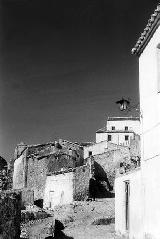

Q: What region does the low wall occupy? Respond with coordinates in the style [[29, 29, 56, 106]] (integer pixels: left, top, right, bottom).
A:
[[0, 190, 21, 239]]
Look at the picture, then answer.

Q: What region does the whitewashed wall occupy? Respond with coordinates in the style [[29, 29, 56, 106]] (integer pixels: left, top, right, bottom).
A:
[[115, 169, 143, 239], [43, 172, 74, 209], [139, 24, 160, 239], [107, 119, 140, 135], [96, 132, 108, 143], [13, 154, 26, 189]]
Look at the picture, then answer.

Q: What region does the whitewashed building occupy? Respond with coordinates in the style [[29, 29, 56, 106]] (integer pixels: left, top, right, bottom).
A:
[[96, 117, 140, 146], [115, 4, 160, 239]]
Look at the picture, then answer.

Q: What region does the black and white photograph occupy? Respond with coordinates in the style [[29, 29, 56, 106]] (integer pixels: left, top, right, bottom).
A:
[[0, 0, 160, 238]]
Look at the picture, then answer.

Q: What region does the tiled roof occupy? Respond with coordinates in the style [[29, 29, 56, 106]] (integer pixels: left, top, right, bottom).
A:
[[132, 3, 160, 56]]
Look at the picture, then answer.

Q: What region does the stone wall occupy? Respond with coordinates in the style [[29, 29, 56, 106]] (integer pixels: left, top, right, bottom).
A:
[[0, 190, 21, 239], [27, 157, 48, 201], [92, 148, 130, 190], [73, 164, 90, 201], [13, 140, 84, 204]]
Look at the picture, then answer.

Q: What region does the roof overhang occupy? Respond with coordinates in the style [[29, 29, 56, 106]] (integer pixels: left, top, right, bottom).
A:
[[132, 4, 160, 57]]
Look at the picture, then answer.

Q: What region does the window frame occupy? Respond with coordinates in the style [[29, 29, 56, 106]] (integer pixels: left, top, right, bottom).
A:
[[125, 135, 129, 141], [108, 134, 112, 141]]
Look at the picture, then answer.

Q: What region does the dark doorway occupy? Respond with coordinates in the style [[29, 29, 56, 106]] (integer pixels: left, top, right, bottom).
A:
[[125, 181, 130, 230], [34, 199, 43, 208]]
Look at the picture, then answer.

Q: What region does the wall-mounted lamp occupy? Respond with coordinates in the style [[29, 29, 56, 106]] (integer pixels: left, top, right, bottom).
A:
[[116, 98, 130, 111], [116, 98, 142, 118]]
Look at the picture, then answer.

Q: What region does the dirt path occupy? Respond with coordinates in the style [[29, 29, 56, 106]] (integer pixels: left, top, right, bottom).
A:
[[63, 224, 115, 239], [54, 198, 116, 239]]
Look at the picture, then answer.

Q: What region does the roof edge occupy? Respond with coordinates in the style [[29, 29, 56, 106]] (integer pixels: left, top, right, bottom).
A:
[[132, 4, 160, 56]]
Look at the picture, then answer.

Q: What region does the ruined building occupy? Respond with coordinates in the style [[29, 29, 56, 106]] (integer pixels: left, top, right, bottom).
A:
[[12, 139, 91, 208]]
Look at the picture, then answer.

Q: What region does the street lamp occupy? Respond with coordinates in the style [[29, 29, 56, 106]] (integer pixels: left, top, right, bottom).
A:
[[116, 98, 130, 111]]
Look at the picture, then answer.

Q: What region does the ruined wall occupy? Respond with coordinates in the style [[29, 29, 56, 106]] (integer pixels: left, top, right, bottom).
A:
[[92, 148, 130, 189], [27, 157, 48, 200], [0, 190, 21, 239], [73, 164, 90, 201]]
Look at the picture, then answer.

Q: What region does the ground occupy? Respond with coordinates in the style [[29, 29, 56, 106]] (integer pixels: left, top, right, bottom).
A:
[[22, 198, 125, 239]]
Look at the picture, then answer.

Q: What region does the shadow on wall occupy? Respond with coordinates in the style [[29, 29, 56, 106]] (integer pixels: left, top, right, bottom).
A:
[[89, 161, 115, 199], [45, 220, 74, 239]]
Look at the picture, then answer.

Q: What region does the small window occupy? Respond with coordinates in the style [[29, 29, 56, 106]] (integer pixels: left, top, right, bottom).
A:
[[112, 126, 115, 130], [157, 44, 160, 93], [88, 151, 92, 156], [125, 126, 128, 131], [108, 135, 112, 141], [125, 135, 129, 141]]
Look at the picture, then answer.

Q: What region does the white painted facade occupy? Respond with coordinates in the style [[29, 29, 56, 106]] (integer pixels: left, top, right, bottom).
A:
[[106, 118, 140, 135], [115, 169, 143, 239], [96, 117, 140, 146], [96, 131, 135, 146], [115, 6, 160, 239], [139, 22, 160, 239], [43, 172, 74, 209]]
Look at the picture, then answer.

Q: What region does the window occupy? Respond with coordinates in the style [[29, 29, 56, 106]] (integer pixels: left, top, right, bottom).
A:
[[125, 126, 128, 131], [88, 151, 92, 156], [112, 126, 115, 130], [108, 135, 112, 141], [157, 44, 160, 93], [125, 135, 129, 141]]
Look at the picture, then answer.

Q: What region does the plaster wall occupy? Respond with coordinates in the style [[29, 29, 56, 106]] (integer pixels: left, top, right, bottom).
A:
[[142, 155, 160, 239], [13, 153, 27, 190], [115, 169, 143, 239], [96, 132, 135, 146], [139, 25, 160, 161], [43, 172, 74, 209], [107, 120, 140, 135], [96, 132, 108, 143], [137, 24, 160, 239], [107, 132, 134, 146]]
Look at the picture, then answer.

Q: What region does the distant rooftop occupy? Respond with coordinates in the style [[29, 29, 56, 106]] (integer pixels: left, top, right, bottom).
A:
[[107, 117, 140, 121]]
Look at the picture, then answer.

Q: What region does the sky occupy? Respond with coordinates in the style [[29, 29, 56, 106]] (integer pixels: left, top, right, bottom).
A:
[[0, 0, 158, 160]]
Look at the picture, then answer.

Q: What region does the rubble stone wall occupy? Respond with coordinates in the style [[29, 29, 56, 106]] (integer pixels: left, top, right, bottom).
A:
[[0, 191, 21, 239], [27, 157, 48, 201], [92, 149, 130, 189], [73, 164, 90, 201]]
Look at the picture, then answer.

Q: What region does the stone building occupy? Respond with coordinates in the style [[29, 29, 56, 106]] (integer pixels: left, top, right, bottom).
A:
[[12, 139, 86, 207], [115, 3, 160, 239], [44, 163, 91, 209]]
